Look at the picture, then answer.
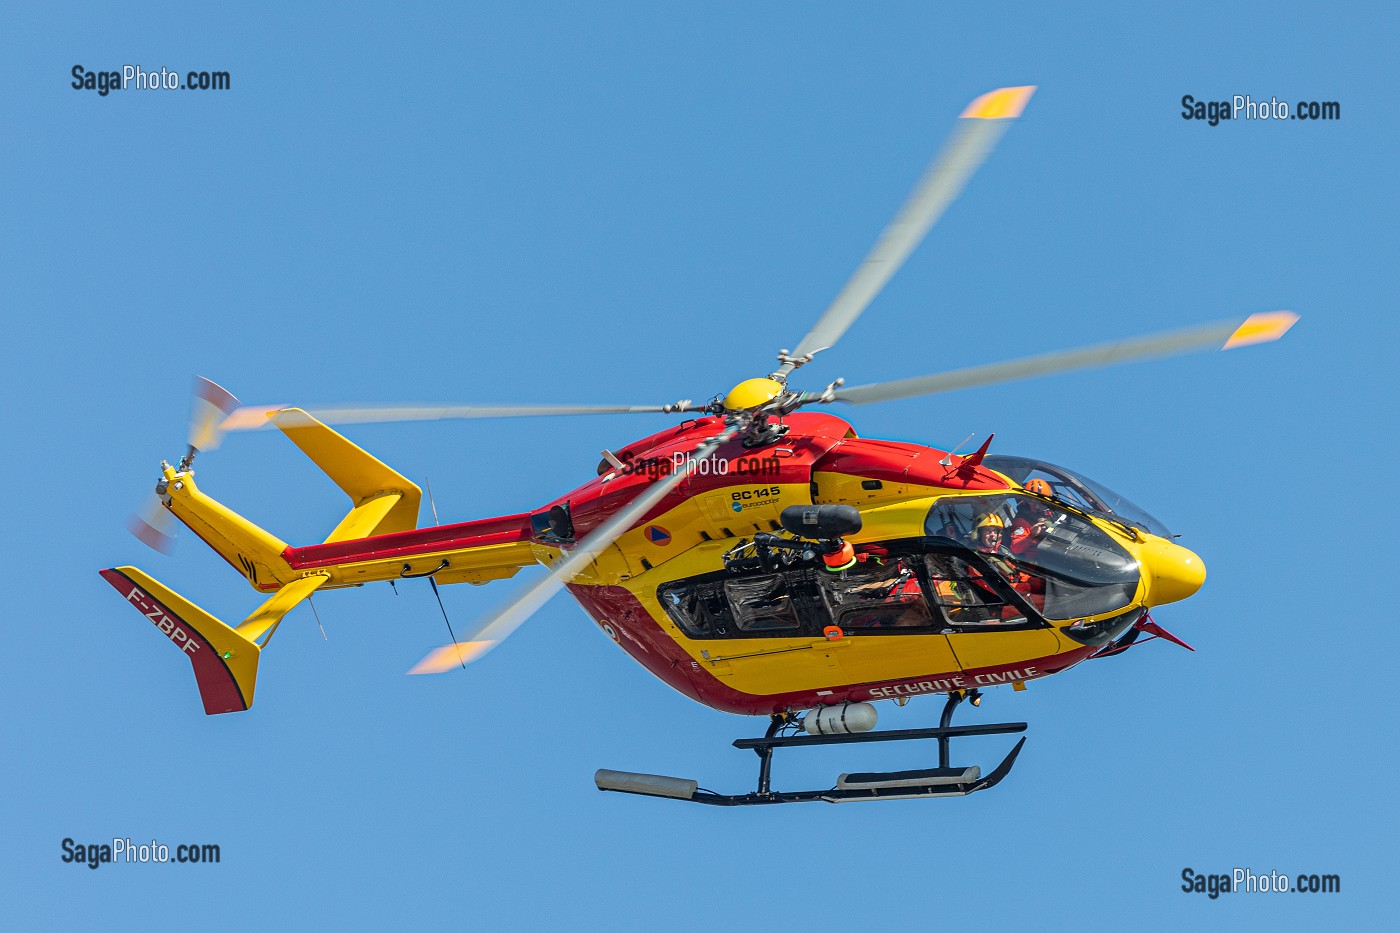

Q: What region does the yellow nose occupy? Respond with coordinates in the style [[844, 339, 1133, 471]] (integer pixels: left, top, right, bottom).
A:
[[1140, 537, 1206, 607]]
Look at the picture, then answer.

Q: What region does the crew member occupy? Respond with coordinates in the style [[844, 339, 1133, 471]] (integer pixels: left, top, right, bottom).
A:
[[1009, 496, 1054, 561], [969, 512, 1034, 616], [972, 512, 1008, 556]]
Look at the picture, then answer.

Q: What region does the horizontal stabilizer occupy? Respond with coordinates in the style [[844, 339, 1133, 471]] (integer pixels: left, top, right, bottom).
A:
[[271, 408, 422, 542]]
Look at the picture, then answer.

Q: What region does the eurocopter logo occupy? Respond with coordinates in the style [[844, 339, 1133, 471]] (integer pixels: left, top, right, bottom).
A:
[[617, 451, 780, 482]]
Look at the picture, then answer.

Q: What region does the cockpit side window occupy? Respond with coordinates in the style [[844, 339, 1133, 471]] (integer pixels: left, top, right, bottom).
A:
[[925, 495, 1141, 620]]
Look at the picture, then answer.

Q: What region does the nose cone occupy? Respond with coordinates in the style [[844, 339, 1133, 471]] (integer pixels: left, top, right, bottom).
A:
[[1140, 537, 1206, 607]]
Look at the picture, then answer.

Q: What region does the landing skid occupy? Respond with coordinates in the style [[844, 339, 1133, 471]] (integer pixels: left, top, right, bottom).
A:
[[596, 691, 1027, 806]]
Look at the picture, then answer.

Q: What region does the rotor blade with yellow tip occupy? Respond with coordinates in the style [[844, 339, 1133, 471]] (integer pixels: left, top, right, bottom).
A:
[[827, 311, 1298, 406], [1223, 310, 1300, 349], [408, 422, 743, 674], [220, 402, 687, 433], [775, 85, 1036, 377], [407, 640, 494, 675]]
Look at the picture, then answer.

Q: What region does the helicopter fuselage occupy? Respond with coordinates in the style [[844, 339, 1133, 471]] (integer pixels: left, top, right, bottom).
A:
[[268, 411, 1194, 716]]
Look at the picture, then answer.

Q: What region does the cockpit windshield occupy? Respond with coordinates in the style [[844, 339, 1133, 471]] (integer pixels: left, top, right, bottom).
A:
[[982, 455, 1172, 538], [924, 494, 1140, 620]]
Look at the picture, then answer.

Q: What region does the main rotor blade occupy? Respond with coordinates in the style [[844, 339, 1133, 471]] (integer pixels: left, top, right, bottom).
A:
[[409, 422, 742, 673], [776, 86, 1036, 377], [827, 311, 1299, 406], [220, 402, 686, 432]]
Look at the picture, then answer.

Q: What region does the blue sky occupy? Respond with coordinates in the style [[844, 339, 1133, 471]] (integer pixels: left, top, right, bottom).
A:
[[4, 2, 1394, 928]]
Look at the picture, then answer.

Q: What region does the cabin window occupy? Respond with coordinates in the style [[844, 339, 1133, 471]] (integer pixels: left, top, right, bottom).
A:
[[816, 556, 932, 630], [723, 575, 803, 632], [923, 553, 1028, 627], [659, 570, 826, 639], [658, 581, 736, 638], [658, 556, 942, 639], [656, 525, 1119, 639]]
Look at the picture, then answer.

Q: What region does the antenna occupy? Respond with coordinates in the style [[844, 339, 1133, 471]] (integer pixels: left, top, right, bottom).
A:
[[308, 595, 328, 641], [424, 476, 441, 526], [428, 577, 467, 669], [940, 432, 975, 467]]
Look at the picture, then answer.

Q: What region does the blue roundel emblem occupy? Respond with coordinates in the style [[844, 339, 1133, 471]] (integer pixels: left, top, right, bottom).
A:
[[731, 501, 743, 513], [644, 525, 671, 545]]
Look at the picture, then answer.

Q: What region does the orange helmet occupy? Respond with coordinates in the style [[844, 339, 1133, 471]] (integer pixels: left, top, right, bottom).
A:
[[1024, 478, 1053, 498]]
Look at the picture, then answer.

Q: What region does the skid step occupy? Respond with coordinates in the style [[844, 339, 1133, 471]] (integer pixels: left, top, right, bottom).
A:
[[838, 766, 981, 790]]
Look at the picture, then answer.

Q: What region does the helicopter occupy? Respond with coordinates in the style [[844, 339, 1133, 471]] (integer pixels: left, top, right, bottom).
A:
[[102, 85, 1296, 805]]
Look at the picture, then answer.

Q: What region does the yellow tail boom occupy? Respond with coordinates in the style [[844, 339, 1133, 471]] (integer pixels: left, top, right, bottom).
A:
[[159, 407, 424, 592], [105, 407, 532, 713]]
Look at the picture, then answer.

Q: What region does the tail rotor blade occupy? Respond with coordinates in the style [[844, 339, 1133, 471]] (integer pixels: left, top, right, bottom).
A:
[[189, 376, 241, 453], [127, 494, 177, 554]]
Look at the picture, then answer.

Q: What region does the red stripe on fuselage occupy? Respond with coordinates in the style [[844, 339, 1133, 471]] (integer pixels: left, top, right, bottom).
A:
[[284, 513, 534, 569]]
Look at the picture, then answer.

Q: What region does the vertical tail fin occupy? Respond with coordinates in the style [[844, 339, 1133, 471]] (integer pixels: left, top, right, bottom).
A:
[[99, 567, 328, 714]]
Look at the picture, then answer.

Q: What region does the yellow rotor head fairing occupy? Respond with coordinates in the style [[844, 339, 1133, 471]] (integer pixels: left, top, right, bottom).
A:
[[723, 378, 785, 412]]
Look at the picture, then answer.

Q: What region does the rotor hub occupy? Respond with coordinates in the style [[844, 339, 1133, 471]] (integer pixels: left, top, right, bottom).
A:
[[723, 378, 785, 412]]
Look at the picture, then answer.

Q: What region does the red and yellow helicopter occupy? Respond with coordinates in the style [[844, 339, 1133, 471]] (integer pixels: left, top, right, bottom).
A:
[[102, 86, 1297, 805]]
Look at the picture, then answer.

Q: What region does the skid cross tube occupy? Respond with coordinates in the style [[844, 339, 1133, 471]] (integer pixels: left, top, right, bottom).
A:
[[597, 693, 1029, 806], [732, 722, 1028, 750]]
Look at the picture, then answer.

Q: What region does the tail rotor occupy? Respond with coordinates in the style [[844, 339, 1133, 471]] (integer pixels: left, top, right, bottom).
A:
[[125, 376, 241, 553]]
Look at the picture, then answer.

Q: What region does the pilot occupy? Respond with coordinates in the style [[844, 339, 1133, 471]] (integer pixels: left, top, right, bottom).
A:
[[970, 512, 1035, 609], [972, 512, 1007, 554]]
